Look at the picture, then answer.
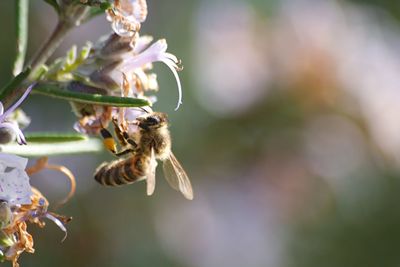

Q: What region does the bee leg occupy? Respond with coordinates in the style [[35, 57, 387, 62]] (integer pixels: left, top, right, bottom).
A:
[[100, 128, 118, 154], [100, 127, 137, 157], [112, 117, 138, 149], [112, 117, 128, 147], [122, 131, 137, 148], [115, 148, 136, 157]]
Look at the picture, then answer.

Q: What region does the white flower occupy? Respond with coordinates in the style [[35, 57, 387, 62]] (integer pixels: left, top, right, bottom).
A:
[[134, 35, 153, 53], [116, 0, 147, 22], [99, 36, 184, 110], [119, 39, 183, 110], [107, 0, 148, 37], [77, 35, 184, 110], [0, 84, 34, 145], [0, 153, 32, 205], [121, 106, 149, 135]]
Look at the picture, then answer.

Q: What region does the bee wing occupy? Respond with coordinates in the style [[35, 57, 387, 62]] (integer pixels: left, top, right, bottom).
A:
[[162, 153, 193, 200], [146, 149, 158, 196]]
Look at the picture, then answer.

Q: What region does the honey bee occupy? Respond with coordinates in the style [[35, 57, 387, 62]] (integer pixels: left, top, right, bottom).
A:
[[94, 111, 193, 200]]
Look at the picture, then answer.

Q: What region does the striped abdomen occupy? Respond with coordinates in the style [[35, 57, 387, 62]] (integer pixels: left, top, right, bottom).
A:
[[94, 155, 149, 186]]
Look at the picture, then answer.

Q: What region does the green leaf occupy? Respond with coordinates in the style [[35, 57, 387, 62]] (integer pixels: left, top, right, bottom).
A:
[[79, 42, 92, 61], [0, 68, 31, 103], [30, 64, 49, 80], [0, 231, 15, 247], [25, 132, 88, 143], [82, 0, 112, 10], [100, 2, 112, 10], [84, 1, 112, 19], [88, 7, 106, 19], [66, 45, 77, 66], [33, 84, 150, 107], [0, 138, 103, 157], [44, 0, 60, 14]]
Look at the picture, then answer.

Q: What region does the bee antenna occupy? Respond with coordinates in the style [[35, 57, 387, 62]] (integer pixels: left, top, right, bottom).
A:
[[139, 107, 150, 114]]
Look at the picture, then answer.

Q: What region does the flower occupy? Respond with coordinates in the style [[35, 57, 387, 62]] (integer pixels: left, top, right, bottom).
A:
[[2, 187, 71, 267], [107, 0, 148, 37], [0, 84, 34, 145], [76, 34, 184, 111], [3, 221, 33, 267], [0, 153, 32, 205], [119, 39, 183, 110], [99, 36, 183, 109], [0, 155, 74, 267], [120, 106, 149, 135], [72, 103, 113, 135]]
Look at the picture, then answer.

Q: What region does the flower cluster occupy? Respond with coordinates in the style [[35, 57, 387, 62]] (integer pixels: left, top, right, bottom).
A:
[[44, 1, 183, 134], [0, 154, 71, 267], [85, 33, 183, 108], [0, 87, 73, 266], [0, 85, 33, 145]]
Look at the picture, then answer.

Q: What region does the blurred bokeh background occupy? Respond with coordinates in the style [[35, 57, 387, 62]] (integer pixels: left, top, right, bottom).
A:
[[2, 0, 400, 266]]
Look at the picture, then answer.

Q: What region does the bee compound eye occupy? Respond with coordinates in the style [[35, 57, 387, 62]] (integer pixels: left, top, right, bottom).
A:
[[147, 116, 159, 125]]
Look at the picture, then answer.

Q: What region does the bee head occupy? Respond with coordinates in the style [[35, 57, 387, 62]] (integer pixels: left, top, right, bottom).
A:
[[137, 112, 168, 130]]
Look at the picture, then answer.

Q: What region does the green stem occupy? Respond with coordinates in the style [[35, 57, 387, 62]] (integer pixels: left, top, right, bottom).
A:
[[29, 5, 89, 73], [0, 68, 30, 105], [25, 132, 87, 142], [29, 20, 72, 75], [0, 138, 103, 157], [12, 0, 29, 76]]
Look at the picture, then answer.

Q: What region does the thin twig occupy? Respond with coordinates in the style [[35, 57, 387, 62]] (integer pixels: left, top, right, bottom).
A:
[[29, 20, 72, 75], [29, 4, 90, 73], [13, 0, 29, 76]]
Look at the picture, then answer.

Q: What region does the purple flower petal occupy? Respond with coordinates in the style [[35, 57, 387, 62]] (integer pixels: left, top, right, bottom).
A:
[[134, 35, 153, 54], [0, 122, 26, 145], [45, 213, 68, 242], [120, 40, 183, 110], [0, 83, 35, 122], [0, 153, 32, 205], [0, 152, 28, 169]]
